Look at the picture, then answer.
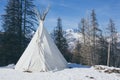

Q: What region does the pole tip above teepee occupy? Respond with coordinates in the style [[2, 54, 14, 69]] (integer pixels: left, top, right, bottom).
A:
[[34, 5, 50, 21]]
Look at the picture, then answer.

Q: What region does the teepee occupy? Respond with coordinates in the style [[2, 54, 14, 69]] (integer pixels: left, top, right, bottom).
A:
[[15, 7, 67, 72]]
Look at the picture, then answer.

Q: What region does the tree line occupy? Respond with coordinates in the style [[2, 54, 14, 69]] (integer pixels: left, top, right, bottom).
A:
[[53, 10, 120, 67], [70, 10, 120, 67], [0, 0, 37, 66]]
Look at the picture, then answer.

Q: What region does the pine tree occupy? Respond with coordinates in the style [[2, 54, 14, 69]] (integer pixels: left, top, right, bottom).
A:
[[78, 18, 86, 45], [97, 31, 108, 65], [1, 0, 22, 65], [90, 10, 100, 65], [1, 0, 37, 66], [22, 0, 37, 48], [53, 18, 70, 61]]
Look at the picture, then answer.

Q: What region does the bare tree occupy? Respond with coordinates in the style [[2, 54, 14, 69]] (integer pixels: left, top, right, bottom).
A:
[[107, 19, 118, 67]]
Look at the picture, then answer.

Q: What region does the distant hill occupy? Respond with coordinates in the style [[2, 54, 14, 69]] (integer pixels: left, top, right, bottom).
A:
[[63, 29, 82, 52]]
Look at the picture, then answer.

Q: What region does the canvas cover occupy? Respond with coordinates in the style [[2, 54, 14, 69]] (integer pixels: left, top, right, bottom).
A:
[[15, 20, 67, 72]]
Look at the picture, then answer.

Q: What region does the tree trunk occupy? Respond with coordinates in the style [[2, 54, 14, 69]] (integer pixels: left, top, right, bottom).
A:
[[107, 41, 111, 66]]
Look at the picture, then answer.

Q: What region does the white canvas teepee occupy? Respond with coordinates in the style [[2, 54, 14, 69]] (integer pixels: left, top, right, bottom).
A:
[[15, 7, 67, 72]]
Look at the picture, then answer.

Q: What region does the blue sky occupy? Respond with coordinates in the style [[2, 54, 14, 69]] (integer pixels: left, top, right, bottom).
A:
[[0, 0, 120, 32]]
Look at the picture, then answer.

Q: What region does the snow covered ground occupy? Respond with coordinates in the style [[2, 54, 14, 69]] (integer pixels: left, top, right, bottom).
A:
[[0, 63, 120, 80]]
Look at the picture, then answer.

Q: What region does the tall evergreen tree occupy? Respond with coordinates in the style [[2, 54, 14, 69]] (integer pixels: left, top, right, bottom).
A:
[[22, 0, 37, 48], [97, 31, 108, 65], [1, 0, 22, 65], [78, 18, 86, 45], [90, 10, 100, 65], [0, 0, 37, 66], [53, 18, 70, 61]]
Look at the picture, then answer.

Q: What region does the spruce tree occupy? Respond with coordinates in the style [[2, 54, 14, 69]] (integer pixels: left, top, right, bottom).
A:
[[97, 31, 108, 65], [22, 0, 37, 48], [53, 18, 69, 61], [1, 0, 37, 65], [78, 18, 86, 45], [1, 0, 22, 65], [90, 10, 101, 65]]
